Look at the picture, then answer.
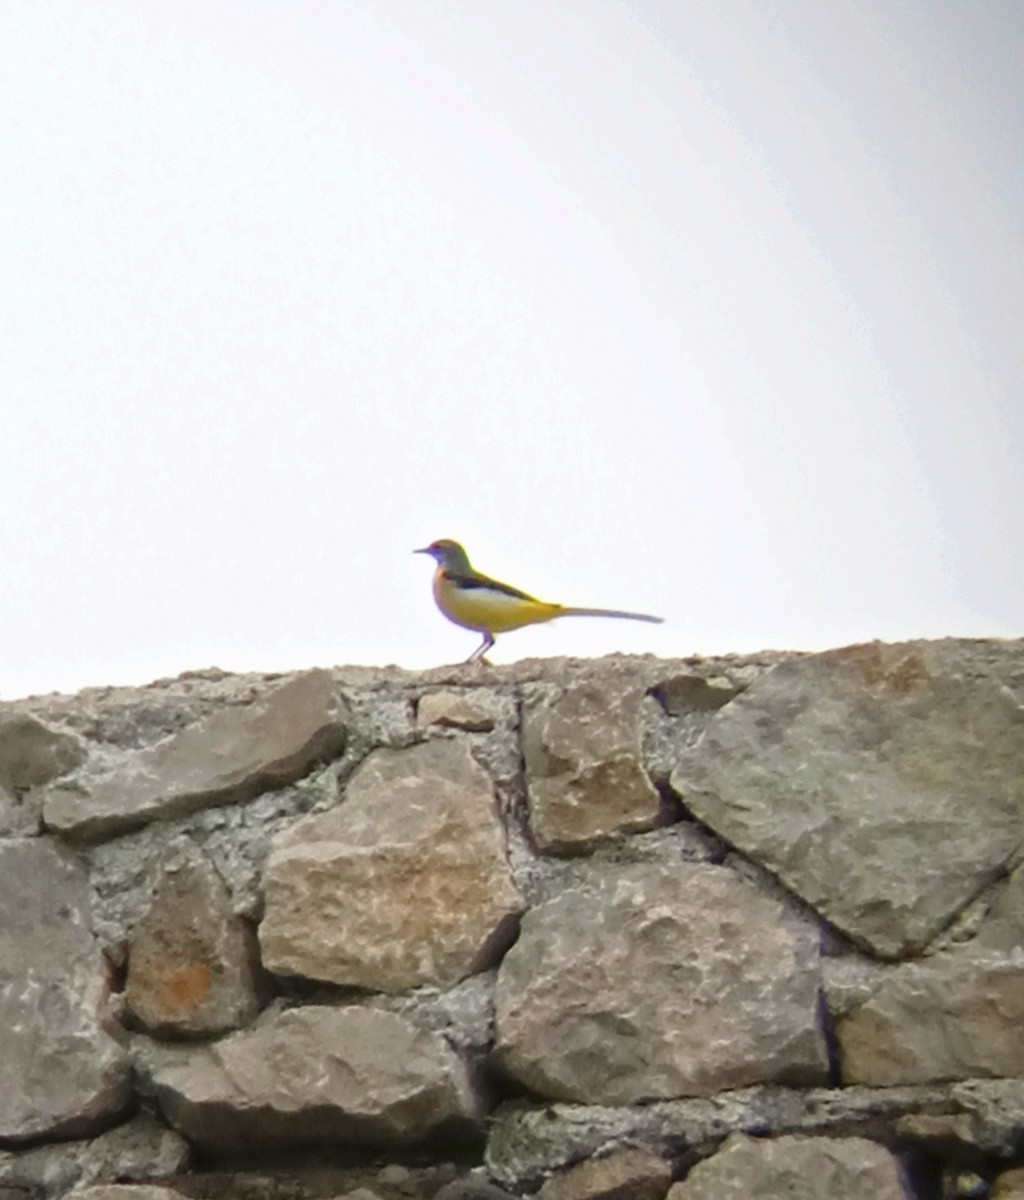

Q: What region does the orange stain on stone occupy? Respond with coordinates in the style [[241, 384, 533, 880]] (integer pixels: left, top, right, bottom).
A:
[[155, 963, 212, 1014]]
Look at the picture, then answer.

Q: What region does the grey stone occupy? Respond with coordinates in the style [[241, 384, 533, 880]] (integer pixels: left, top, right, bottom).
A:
[[522, 681, 661, 853], [650, 673, 744, 716], [17, 669, 259, 749], [0, 783, 37, 837], [949, 1078, 1024, 1157], [152, 1005, 483, 1153], [433, 1180, 519, 1200], [837, 948, 1024, 1085], [0, 712, 85, 791], [260, 739, 523, 991], [493, 863, 827, 1104], [484, 1084, 953, 1190], [0, 1116, 189, 1199], [338, 689, 418, 759], [509, 824, 727, 915], [666, 1133, 913, 1200], [671, 639, 1024, 958], [124, 856, 263, 1037], [821, 955, 891, 1018], [517, 826, 729, 912], [0, 713, 85, 834], [84, 766, 340, 955], [976, 863, 1024, 952], [362, 970, 497, 1057], [42, 670, 348, 841], [0, 839, 132, 1142]]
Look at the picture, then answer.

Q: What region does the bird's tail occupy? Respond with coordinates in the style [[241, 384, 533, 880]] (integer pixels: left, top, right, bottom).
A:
[[559, 606, 663, 624]]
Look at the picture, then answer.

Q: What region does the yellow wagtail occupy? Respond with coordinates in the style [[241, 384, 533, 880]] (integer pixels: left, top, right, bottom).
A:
[[415, 539, 663, 664]]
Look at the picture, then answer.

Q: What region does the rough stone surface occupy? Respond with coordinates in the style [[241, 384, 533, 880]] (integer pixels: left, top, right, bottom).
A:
[[950, 1078, 1024, 1158], [976, 863, 1024, 952], [0, 784, 36, 837], [0, 839, 132, 1142], [494, 863, 827, 1104], [42, 670, 348, 841], [152, 1005, 483, 1153], [821, 954, 891, 1018], [893, 1111, 982, 1164], [666, 1133, 913, 1200], [434, 1179, 519, 1200], [68, 1189, 186, 1200], [537, 1149, 672, 1200], [361, 970, 497, 1058], [650, 673, 745, 716], [837, 948, 1024, 1085], [0, 713, 85, 834], [671, 640, 1024, 957], [260, 739, 523, 990], [125, 856, 264, 1037], [0, 1116, 189, 1197], [83, 765, 340, 956], [484, 1085, 954, 1189], [417, 690, 512, 732], [3, 645, 1024, 1200], [0, 712, 85, 791], [522, 681, 661, 853]]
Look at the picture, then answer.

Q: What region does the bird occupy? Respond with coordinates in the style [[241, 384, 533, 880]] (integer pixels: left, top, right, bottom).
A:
[[415, 539, 663, 664]]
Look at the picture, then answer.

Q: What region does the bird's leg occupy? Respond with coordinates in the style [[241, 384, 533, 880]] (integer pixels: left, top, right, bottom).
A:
[[465, 632, 495, 665]]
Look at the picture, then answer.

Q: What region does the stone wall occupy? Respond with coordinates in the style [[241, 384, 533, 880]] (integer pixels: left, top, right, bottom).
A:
[[1, 639, 1023, 1200]]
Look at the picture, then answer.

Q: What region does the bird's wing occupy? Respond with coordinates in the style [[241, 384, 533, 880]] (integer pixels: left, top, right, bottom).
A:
[[445, 569, 542, 604]]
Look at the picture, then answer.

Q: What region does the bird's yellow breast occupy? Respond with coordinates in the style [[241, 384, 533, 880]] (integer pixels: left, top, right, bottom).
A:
[[433, 571, 563, 633]]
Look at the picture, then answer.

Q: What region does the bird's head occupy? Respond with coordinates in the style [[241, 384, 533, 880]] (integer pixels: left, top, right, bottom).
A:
[[414, 539, 472, 572]]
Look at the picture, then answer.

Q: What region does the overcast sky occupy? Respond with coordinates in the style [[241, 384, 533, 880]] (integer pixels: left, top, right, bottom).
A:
[[2, 0, 1021, 699]]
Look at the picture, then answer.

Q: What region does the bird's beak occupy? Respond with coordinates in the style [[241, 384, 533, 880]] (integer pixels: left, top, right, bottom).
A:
[[413, 546, 431, 555]]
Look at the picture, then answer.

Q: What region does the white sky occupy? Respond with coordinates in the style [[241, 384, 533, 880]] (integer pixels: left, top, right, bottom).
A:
[[2, 0, 1022, 699]]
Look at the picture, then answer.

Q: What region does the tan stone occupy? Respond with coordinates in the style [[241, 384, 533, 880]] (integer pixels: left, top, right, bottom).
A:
[[892, 1111, 977, 1154], [993, 1167, 1024, 1199], [42, 670, 348, 840], [522, 680, 660, 853], [68, 1189, 186, 1200], [417, 690, 508, 731], [667, 1134, 912, 1200], [539, 1149, 672, 1200], [838, 948, 1024, 1085], [494, 863, 827, 1104], [153, 1006, 483, 1152], [260, 739, 523, 990], [125, 857, 263, 1036]]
